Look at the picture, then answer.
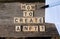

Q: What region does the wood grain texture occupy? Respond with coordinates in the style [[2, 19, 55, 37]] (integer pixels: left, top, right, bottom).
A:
[[0, 3, 59, 37]]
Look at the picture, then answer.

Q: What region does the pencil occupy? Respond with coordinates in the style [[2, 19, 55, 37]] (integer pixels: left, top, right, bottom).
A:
[[41, 1, 60, 8]]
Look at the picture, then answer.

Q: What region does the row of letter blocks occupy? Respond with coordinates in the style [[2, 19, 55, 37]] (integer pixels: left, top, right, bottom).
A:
[[14, 3, 45, 32]]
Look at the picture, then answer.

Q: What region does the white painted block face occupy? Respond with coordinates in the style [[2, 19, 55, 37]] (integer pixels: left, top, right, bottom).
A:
[[15, 26, 21, 32], [14, 17, 20, 24], [37, 17, 43, 23], [23, 26, 29, 32], [30, 4, 35, 10], [21, 4, 26, 10], [26, 4, 35, 10], [23, 11, 33, 17], [23, 26, 38, 32], [39, 26, 45, 32], [27, 18, 34, 23]]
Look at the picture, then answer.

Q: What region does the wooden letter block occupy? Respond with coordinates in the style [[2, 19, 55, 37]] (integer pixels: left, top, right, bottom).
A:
[[30, 4, 35, 10], [23, 26, 29, 32], [27, 18, 34, 23], [15, 26, 21, 32], [14, 17, 20, 24], [21, 4, 26, 10], [37, 17, 43, 23], [39, 25, 45, 32], [26, 4, 35, 10], [23, 11, 33, 17]]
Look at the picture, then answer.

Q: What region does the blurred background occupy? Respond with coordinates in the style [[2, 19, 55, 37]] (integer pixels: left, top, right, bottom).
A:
[[45, 0, 60, 36]]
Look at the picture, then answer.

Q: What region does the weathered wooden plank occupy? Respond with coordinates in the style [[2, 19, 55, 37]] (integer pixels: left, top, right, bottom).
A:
[[0, 2, 59, 38]]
